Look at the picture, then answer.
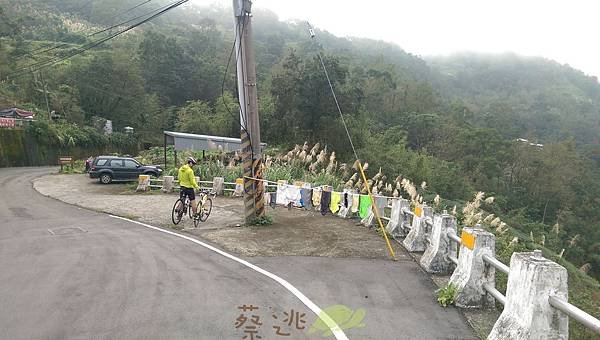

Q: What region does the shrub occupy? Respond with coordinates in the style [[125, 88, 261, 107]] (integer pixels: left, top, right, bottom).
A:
[[437, 283, 457, 307], [249, 214, 273, 226]]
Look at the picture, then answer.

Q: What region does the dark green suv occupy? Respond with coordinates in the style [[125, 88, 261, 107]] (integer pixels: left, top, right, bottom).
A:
[[89, 156, 162, 184]]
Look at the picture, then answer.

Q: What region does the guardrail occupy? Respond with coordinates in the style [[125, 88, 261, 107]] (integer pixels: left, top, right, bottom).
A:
[[549, 296, 600, 334], [444, 228, 599, 338], [139, 176, 240, 196]]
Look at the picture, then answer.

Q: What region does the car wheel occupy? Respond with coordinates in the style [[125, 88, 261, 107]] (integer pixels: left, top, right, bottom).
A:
[[100, 173, 112, 184]]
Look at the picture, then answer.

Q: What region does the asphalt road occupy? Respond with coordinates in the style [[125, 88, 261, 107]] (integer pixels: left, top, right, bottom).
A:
[[0, 167, 476, 339]]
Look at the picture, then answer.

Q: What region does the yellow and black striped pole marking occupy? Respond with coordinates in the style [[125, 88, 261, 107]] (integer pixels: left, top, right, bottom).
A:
[[253, 157, 265, 218], [241, 130, 256, 223]]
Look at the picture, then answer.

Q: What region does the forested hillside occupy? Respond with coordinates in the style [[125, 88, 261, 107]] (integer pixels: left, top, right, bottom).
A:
[[428, 53, 600, 145], [1, 0, 599, 290]]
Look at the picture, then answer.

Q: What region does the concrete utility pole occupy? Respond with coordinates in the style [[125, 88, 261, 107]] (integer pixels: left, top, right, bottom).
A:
[[233, 0, 265, 223]]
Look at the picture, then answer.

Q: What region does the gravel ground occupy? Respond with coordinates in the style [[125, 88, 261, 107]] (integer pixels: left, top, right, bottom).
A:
[[33, 173, 407, 260], [33, 174, 244, 229]]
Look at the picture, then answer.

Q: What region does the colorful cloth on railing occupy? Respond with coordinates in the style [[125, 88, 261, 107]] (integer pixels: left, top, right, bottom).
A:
[[300, 188, 313, 210], [359, 195, 372, 219], [276, 184, 287, 205], [277, 185, 301, 207], [289, 186, 302, 207], [351, 194, 360, 213], [330, 191, 342, 213], [320, 190, 331, 215], [268, 192, 277, 209], [312, 187, 322, 207]]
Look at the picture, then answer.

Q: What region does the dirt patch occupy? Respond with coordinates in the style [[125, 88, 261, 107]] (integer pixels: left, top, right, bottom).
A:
[[193, 207, 407, 259], [33, 173, 406, 260]]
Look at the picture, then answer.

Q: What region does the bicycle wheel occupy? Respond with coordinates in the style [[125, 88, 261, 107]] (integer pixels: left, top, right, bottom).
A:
[[199, 196, 212, 222], [192, 208, 201, 228], [187, 198, 194, 220], [171, 199, 185, 225]]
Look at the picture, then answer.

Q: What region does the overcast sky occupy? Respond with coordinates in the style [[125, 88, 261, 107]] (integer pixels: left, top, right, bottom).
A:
[[192, 0, 600, 79]]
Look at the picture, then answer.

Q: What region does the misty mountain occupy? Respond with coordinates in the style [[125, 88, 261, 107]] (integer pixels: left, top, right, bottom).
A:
[[428, 53, 600, 144]]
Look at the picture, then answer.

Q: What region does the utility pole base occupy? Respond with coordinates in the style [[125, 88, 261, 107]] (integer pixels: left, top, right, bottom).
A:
[[241, 131, 265, 224]]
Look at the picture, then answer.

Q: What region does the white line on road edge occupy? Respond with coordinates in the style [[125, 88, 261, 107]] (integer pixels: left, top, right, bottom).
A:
[[109, 215, 349, 340]]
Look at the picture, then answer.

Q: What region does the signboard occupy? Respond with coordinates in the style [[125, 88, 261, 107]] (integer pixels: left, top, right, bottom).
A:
[[0, 118, 15, 128], [461, 230, 476, 250], [59, 156, 73, 165], [59, 156, 73, 171]]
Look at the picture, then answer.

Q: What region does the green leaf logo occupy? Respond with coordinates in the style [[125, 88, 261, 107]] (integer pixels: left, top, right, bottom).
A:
[[309, 304, 366, 337]]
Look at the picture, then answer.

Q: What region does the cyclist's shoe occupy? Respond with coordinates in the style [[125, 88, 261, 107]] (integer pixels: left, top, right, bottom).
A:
[[193, 213, 201, 221]]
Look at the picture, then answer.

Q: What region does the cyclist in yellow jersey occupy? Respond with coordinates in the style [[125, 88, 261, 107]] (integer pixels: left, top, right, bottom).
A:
[[178, 157, 201, 219]]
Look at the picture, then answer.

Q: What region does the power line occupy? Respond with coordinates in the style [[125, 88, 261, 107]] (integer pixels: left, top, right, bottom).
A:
[[305, 22, 359, 161], [89, 0, 172, 37], [15, 0, 147, 59], [110, 0, 153, 24], [7, 0, 189, 79], [13, 0, 177, 62]]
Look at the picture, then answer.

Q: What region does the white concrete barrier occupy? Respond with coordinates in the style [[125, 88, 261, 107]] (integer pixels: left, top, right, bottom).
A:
[[386, 198, 410, 237], [161, 176, 174, 193], [213, 177, 224, 195], [233, 178, 244, 197], [488, 250, 568, 339], [136, 175, 150, 192], [403, 204, 433, 252], [420, 213, 457, 274], [449, 227, 496, 308]]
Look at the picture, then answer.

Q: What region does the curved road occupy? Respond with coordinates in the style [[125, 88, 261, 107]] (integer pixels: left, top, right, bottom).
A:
[[0, 167, 476, 339]]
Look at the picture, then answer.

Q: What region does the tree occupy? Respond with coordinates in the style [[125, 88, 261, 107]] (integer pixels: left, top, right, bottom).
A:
[[138, 30, 196, 106]]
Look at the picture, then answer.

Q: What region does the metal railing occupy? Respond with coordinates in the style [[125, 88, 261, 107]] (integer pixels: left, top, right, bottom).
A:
[[448, 231, 461, 244], [147, 178, 237, 193], [447, 232, 461, 265], [482, 254, 509, 275], [549, 296, 600, 334], [483, 282, 506, 305]]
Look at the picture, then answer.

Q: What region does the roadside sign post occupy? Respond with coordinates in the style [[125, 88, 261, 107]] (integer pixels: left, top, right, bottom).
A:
[[59, 156, 73, 172]]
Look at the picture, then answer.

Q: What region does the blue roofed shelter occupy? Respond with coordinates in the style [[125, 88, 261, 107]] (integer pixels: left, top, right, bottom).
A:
[[163, 131, 266, 167]]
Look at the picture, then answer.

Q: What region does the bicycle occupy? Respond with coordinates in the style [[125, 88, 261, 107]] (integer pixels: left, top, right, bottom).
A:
[[171, 189, 214, 227]]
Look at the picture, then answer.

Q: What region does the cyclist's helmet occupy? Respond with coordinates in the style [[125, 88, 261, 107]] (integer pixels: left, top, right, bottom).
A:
[[187, 156, 197, 165]]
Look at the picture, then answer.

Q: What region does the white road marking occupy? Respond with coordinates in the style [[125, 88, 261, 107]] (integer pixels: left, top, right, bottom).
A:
[[110, 215, 349, 340]]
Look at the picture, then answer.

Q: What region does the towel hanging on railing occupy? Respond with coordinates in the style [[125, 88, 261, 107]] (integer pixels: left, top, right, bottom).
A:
[[359, 194, 372, 219], [301, 188, 313, 210], [321, 190, 332, 215], [330, 191, 342, 214]]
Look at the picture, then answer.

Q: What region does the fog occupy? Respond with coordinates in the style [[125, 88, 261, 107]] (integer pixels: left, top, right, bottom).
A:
[[193, 0, 600, 79]]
